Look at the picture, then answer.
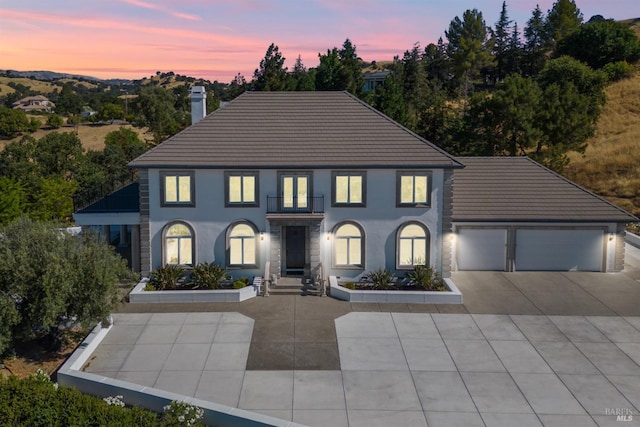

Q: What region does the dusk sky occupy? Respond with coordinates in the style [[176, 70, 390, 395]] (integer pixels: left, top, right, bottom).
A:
[[1, 1, 637, 82]]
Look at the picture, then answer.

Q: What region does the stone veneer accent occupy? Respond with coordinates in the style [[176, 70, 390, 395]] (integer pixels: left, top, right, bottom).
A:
[[138, 170, 151, 277], [615, 223, 626, 272], [441, 170, 454, 278], [268, 219, 322, 277]]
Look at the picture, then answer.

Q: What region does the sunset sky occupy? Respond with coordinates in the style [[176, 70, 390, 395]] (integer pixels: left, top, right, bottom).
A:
[[0, 0, 636, 83]]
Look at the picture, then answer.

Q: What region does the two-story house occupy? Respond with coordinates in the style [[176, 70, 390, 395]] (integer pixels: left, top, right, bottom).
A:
[[73, 89, 636, 283]]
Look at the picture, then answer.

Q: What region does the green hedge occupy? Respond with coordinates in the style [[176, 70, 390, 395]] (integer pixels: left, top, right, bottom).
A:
[[0, 373, 160, 426]]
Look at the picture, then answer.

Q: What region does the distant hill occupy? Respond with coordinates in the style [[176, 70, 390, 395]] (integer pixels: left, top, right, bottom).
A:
[[0, 69, 133, 86]]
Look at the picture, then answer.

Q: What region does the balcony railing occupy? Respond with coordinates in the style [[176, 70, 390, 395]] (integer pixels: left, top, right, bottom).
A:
[[73, 173, 139, 213], [267, 195, 324, 214]]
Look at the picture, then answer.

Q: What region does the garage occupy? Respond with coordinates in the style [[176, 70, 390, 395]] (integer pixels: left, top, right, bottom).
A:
[[514, 229, 604, 272], [451, 157, 636, 273], [456, 228, 507, 271]]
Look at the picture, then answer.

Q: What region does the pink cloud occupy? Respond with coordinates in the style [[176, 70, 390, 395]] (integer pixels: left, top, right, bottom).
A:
[[119, 0, 201, 21]]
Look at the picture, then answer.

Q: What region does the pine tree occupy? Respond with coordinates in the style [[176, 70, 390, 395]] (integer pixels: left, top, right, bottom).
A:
[[524, 5, 549, 76], [493, 1, 512, 82], [253, 43, 288, 91]]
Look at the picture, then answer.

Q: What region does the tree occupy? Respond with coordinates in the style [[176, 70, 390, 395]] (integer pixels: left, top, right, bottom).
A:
[[524, 5, 550, 75], [226, 73, 248, 100], [401, 44, 428, 129], [101, 127, 147, 177], [0, 177, 26, 225], [34, 132, 84, 179], [535, 56, 607, 170], [291, 55, 315, 91], [373, 63, 407, 125], [46, 114, 63, 129], [556, 20, 640, 69], [98, 103, 125, 123], [134, 86, 182, 144], [546, 0, 583, 47], [0, 218, 134, 355], [464, 74, 543, 156], [315, 48, 343, 91], [445, 9, 495, 99], [338, 39, 365, 97], [424, 38, 452, 87], [0, 108, 30, 138], [54, 83, 82, 115], [253, 43, 289, 91], [493, 1, 512, 82]]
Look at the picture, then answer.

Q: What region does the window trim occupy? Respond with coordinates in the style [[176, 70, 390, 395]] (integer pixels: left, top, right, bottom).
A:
[[331, 171, 366, 207], [396, 221, 430, 270], [332, 220, 365, 270], [396, 171, 432, 207], [224, 171, 260, 207], [160, 171, 195, 207], [226, 220, 259, 269], [162, 221, 195, 267], [277, 171, 313, 210]]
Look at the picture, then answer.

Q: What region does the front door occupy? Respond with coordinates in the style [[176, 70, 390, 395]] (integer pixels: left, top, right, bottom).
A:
[[285, 226, 306, 276]]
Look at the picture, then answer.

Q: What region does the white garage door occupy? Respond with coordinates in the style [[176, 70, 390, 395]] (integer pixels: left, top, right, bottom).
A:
[[515, 229, 604, 271], [457, 228, 507, 271]]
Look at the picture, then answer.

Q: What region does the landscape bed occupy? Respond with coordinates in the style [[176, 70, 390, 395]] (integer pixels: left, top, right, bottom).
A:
[[128, 279, 260, 303], [328, 276, 463, 304]]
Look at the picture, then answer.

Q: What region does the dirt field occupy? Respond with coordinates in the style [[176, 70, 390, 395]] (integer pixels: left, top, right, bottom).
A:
[[0, 122, 151, 152]]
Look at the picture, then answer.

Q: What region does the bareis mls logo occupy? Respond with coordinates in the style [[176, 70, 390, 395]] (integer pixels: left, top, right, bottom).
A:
[[606, 408, 633, 422]]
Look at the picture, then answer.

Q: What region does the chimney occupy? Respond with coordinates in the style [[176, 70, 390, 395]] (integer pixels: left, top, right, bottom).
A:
[[190, 86, 206, 125]]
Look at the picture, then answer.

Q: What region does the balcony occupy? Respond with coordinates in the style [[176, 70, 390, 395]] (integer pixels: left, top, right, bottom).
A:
[[266, 195, 324, 214]]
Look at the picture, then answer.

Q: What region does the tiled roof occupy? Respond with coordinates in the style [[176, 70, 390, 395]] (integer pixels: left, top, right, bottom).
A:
[[129, 91, 462, 169], [452, 157, 637, 223]]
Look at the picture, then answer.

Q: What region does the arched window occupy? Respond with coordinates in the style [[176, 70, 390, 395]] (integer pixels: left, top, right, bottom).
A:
[[164, 222, 194, 266], [228, 221, 258, 267], [334, 222, 364, 268], [397, 222, 429, 268]]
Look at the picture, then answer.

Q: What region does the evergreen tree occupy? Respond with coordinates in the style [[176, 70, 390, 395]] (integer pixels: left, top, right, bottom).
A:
[[401, 44, 428, 129], [493, 1, 512, 82], [253, 43, 289, 91], [338, 39, 365, 97], [315, 48, 343, 91], [546, 0, 583, 47], [445, 9, 495, 100], [556, 20, 640, 69], [291, 55, 315, 91], [524, 5, 550, 75]]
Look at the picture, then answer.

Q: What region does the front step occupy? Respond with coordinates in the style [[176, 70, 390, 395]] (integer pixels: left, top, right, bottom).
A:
[[267, 277, 324, 296]]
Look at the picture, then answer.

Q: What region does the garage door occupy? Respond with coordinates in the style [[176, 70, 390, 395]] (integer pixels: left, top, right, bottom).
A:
[[515, 229, 604, 271], [457, 228, 507, 271]]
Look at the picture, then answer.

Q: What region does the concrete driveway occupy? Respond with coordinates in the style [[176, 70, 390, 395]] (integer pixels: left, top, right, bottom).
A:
[[451, 243, 640, 317], [75, 244, 640, 426]]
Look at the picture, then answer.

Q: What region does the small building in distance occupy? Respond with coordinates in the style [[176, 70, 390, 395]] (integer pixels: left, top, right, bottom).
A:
[[12, 95, 55, 113]]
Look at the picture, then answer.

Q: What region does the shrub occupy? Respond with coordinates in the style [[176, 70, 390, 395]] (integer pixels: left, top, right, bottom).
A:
[[190, 262, 227, 289], [46, 114, 64, 129], [368, 268, 393, 290], [162, 400, 205, 426], [232, 276, 250, 289], [602, 61, 636, 82], [343, 282, 356, 290], [0, 374, 159, 425], [148, 264, 184, 290], [407, 263, 447, 291]]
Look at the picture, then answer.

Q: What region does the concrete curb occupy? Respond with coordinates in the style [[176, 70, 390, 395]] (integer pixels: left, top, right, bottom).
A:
[[328, 276, 463, 304], [129, 278, 259, 303]]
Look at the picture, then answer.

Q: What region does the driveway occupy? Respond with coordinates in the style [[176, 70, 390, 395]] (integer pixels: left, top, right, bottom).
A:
[[76, 244, 640, 426], [452, 243, 640, 317]]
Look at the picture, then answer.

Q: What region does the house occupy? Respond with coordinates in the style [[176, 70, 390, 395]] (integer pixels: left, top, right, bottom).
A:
[[73, 89, 637, 282], [363, 71, 390, 92], [12, 95, 55, 113]]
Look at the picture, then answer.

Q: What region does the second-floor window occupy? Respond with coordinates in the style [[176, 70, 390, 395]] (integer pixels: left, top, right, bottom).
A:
[[225, 172, 259, 207], [333, 172, 365, 206], [397, 171, 431, 207], [161, 171, 194, 207]]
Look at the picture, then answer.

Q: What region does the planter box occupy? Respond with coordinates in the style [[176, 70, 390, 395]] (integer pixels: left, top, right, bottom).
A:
[[129, 279, 259, 303], [328, 276, 463, 304]]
